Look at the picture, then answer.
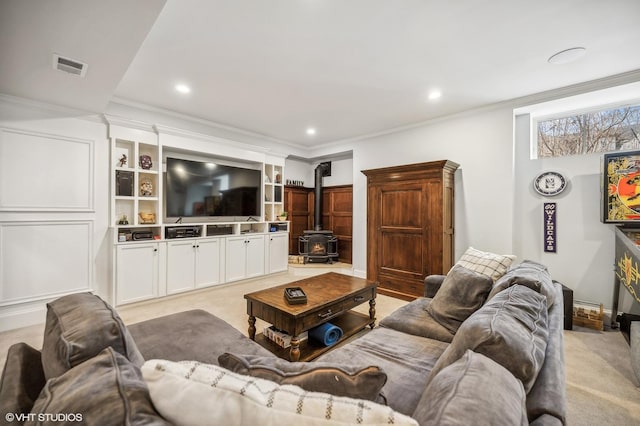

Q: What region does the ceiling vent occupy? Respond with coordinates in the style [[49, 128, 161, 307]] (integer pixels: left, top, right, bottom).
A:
[[52, 54, 88, 77]]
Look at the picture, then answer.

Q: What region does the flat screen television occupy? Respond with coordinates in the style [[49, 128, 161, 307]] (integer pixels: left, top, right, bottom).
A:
[[164, 156, 262, 222]]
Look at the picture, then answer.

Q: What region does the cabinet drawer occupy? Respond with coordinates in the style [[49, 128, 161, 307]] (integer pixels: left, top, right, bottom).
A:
[[341, 288, 375, 311], [301, 300, 345, 330]]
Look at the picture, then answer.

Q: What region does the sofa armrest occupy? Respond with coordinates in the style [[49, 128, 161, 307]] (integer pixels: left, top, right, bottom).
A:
[[0, 343, 46, 416], [424, 275, 447, 298]]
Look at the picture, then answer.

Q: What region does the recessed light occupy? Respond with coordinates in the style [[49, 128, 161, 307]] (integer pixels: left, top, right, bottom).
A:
[[306, 128, 316, 135], [548, 47, 587, 65], [428, 90, 442, 101], [175, 83, 191, 94]]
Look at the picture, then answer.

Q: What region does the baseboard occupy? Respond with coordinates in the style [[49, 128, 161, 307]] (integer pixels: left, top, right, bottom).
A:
[[352, 269, 366, 279], [0, 305, 46, 332]]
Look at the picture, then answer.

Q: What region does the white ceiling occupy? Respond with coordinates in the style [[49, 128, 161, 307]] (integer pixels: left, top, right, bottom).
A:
[[2, 0, 640, 148]]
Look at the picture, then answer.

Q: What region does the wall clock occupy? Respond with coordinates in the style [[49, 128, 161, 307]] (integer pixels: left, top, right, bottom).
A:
[[533, 171, 567, 196]]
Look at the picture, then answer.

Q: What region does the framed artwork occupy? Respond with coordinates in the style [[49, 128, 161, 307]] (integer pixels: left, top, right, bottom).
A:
[[602, 150, 640, 223]]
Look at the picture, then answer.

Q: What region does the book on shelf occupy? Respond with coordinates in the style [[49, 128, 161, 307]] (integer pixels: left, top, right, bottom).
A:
[[263, 326, 308, 348]]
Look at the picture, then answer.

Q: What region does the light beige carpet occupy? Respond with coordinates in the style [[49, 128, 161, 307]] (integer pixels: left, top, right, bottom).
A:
[[1, 266, 639, 424], [565, 326, 640, 424]]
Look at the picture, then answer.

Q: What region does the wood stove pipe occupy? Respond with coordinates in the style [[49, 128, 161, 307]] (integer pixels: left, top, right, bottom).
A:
[[313, 162, 332, 231]]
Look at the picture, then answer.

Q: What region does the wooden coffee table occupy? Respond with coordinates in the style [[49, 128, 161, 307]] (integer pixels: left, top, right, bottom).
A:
[[244, 272, 377, 361]]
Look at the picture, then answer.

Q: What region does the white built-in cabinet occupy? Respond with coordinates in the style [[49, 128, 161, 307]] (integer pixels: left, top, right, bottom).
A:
[[267, 232, 289, 273], [107, 120, 289, 306], [226, 234, 266, 282], [166, 238, 222, 295], [115, 243, 161, 305]]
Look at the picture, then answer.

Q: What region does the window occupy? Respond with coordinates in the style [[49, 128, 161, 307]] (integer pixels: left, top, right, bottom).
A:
[[535, 104, 640, 158]]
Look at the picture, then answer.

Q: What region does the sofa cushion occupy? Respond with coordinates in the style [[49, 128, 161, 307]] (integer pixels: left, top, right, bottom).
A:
[[29, 347, 167, 426], [380, 298, 455, 343], [455, 246, 516, 281], [128, 309, 273, 365], [218, 353, 387, 401], [426, 264, 494, 333], [427, 285, 549, 393], [0, 343, 46, 418], [413, 350, 527, 426], [315, 326, 449, 416], [488, 260, 556, 307], [41, 292, 144, 380], [142, 359, 418, 426]]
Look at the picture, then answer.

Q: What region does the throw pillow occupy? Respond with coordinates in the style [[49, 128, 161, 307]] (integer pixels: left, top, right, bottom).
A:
[[0, 343, 46, 418], [487, 259, 556, 307], [41, 292, 144, 380], [29, 347, 168, 426], [426, 264, 494, 334], [413, 350, 527, 426], [142, 359, 418, 426], [218, 353, 387, 401], [454, 246, 516, 282], [426, 284, 549, 393]]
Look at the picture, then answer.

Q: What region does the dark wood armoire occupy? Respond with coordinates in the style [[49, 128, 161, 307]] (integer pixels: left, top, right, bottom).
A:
[[362, 160, 459, 300]]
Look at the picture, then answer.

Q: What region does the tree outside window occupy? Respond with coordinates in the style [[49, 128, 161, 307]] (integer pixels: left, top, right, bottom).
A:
[[536, 104, 640, 158]]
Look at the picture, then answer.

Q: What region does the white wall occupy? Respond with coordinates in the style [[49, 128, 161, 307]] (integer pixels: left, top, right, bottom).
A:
[[320, 157, 353, 187], [350, 107, 515, 278], [285, 156, 354, 188], [0, 97, 110, 330], [513, 114, 618, 309], [284, 158, 313, 186]]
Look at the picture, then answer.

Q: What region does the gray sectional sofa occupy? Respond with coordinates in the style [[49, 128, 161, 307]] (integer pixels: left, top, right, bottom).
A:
[[0, 255, 566, 425]]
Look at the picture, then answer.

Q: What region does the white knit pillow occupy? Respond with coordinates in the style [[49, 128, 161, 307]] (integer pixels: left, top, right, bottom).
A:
[[142, 359, 418, 426], [455, 247, 516, 282]]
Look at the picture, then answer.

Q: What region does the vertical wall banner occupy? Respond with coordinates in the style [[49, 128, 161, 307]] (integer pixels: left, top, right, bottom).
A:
[[544, 202, 557, 253]]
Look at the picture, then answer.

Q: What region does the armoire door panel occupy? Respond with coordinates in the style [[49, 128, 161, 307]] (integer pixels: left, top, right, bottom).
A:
[[379, 187, 423, 228], [379, 233, 424, 274]]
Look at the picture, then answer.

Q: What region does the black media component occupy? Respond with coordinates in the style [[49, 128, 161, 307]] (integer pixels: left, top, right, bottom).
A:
[[165, 226, 202, 239], [132, 231, 154, 240], [206, 225, 234, 236]]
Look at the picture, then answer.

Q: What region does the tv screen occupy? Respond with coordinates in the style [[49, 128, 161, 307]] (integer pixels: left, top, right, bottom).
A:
[[165, 157, 262, 220]]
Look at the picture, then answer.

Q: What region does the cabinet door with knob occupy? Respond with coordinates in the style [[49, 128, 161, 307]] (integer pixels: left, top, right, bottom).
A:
[[116, 242, 160, 305], [226, 234, 265, 282], [166, 238, 222, 294], [195, 238, 222, 288], [268, 232, 289, 273], [166, 240, 197, 295]]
